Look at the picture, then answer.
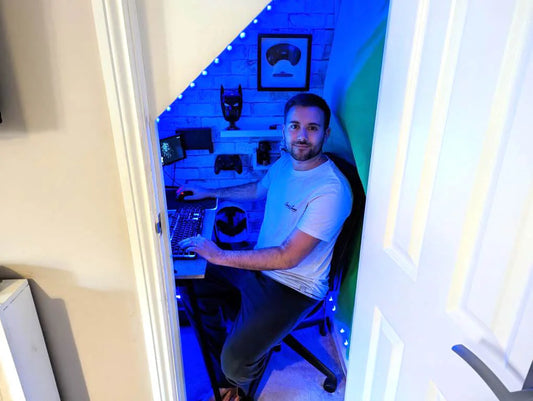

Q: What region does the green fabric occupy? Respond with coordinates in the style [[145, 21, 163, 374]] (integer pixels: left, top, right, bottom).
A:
[[324, 0, 389, 359], [339, 24, 387, 193], [337, 31, 386, 358]]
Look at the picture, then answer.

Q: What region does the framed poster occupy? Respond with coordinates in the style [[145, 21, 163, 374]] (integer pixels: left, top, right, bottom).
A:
[[257, 34, 312, 91]]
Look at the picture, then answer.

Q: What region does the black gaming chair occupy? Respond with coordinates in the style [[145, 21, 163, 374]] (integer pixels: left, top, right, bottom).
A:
[[248, 152, 366, 399]]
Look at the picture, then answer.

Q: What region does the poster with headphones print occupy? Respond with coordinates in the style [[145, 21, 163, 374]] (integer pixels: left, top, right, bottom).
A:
[[257, 33, 311, 91]]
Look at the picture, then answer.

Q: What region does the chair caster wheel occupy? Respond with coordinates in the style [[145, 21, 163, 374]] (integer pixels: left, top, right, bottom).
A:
[[323, 376, 337, 393]]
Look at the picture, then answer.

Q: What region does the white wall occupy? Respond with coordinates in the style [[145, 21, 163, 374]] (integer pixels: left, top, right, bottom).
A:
[[0, 0, 271, 399], [0, 1, 151, 399]]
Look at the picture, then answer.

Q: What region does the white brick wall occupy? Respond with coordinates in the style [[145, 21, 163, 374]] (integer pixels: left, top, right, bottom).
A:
[[159, 0, 336, 240]]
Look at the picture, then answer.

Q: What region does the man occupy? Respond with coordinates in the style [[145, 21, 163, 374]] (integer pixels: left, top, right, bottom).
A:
[[178, 93, 352, 401]]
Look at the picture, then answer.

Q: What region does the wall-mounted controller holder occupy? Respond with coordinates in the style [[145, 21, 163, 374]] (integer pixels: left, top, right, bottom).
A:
[[214, 154, 243, 174], [256, 141, 272, 166]]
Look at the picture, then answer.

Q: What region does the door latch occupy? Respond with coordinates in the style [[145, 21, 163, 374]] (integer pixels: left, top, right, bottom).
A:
[[155, 213, 162, 235]]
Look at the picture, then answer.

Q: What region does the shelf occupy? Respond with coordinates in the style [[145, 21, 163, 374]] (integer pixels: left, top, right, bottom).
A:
[[220, 129, 282, 140]]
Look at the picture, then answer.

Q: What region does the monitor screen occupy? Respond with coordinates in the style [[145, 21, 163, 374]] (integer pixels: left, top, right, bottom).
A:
[[160, 134, 186, 166]]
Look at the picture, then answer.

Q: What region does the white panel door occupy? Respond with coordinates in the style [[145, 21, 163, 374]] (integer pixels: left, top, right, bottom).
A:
[[345, 0, 533, 399]]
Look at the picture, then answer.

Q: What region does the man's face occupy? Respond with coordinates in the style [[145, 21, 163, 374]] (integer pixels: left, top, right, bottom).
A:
[[283, 105, 330, 162]]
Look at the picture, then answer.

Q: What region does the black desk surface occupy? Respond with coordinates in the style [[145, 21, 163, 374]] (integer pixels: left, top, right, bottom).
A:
[[166, 188, 217, 279]]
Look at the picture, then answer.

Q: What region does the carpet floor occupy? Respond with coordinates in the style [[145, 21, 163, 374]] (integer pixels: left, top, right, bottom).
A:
[[180, 324, 346, 401]]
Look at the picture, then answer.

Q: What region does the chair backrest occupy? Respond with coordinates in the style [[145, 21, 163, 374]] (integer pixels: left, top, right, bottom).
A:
[[325, 153, 366, 293]]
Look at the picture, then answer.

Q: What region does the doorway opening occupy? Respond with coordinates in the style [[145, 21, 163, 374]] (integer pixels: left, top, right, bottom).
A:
[[154, 1, 389, 399]]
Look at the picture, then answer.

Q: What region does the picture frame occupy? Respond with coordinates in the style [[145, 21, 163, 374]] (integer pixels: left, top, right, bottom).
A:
[[257, 34, 312, 91]]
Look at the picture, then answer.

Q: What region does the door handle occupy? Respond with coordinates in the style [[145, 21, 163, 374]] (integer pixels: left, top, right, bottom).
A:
[[452, 344, 533, 401]]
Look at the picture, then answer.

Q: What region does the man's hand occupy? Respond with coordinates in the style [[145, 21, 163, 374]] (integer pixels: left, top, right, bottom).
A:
[[178, 235, 222, 262], [176, 184, 213, 201]]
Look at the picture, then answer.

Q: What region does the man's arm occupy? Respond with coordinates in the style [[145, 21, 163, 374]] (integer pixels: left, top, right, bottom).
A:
[[179, 181, 266, 201], [179, 228, 321, 271]]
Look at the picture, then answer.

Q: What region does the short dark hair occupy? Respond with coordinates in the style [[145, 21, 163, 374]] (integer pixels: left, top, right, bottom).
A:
[[284, 93, 331, 129]]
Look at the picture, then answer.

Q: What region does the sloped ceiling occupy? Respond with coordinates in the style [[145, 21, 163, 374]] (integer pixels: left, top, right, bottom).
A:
[[137, 0, 270, 117]]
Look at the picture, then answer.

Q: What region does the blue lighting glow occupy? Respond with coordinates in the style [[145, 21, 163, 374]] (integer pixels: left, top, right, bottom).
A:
[[329, 296, 333, 302], [166, 106, 171, 112], [202, 70, 208, 76], [214, 57, 220, 64], [340, 328, 345, 334], [156, 117, 160, 123], [240, 32, 246, 39], [190, 82, 196, 88], [227, 45, 233, 51], [176, 294, 181, 299], [178, 94, 183, 100], [344, 340, 349, 346], [267, 5, 272, 11], [332, 305, 336, 312], [253, 19, 258, 24]]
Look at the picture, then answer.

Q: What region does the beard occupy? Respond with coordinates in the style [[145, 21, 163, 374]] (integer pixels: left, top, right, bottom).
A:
[[286, 138, 325, 161]]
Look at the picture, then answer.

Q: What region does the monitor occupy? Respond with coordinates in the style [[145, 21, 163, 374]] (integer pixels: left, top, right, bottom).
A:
[[160, 134, 186, 166]]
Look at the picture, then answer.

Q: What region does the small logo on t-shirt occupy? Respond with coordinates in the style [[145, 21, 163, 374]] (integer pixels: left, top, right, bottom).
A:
[[285, 202, 297, 212]]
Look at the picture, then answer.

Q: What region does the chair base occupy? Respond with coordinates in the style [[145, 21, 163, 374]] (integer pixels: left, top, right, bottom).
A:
[[247, 329, 339, 400], [283, 334, 338, 392]]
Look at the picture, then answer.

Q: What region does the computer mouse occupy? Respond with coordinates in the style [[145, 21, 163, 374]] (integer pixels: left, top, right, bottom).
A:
[[176, 190, 193, 201]]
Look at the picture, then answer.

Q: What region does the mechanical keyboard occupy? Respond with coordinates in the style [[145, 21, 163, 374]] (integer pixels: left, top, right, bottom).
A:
[[169, 206, 205, 259]]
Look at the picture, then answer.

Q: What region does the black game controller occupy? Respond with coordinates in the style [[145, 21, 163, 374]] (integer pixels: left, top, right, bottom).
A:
[[214, 154, 243, 174], [266, 43, 302, 66]]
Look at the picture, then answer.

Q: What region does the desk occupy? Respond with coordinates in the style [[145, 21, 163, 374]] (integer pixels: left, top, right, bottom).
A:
[[166, 188, 223, 401]]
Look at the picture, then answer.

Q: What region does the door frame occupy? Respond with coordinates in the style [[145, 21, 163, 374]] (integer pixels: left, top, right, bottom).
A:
[[90, 0, 372, 400], [91, 0, 185, 400]]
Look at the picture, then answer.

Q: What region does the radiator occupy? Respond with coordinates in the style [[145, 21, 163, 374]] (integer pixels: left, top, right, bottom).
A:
[[0, 279, 60, 401]]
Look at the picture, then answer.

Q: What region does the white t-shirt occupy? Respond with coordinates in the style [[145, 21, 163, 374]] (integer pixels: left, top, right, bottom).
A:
[[256, 154, 353, 300]]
